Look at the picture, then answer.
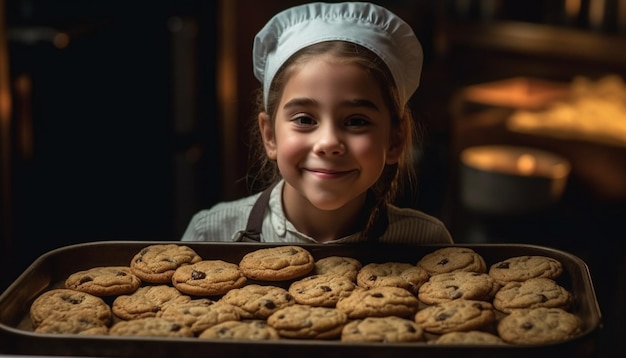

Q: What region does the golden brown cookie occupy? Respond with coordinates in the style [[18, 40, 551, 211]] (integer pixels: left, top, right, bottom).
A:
[[267, 304, 347, 339], [109, 317, 194, 337], [488, 255, 563, 285], [111, 285, 189, 320], [157, 299, 240, 335], [356, 262, 429, 294], [336, 287, 420, 319], [171, 260, 247, 296], [414, 299, 496, 334], [417, 271, 500, 305], [341, 316, 424, 343], [238, 245, 314, 281], [29, 288, 112, 328], [434, 330, 505, 345], [496, 307, 582, 344], [493, 277, 571, 313], [130, 244, 202, 284], [219, 284, 295, 319], [198, 320, 280, 340], [288, 274, 356, 307], [313, 256, 362, 282], [64, 266, 141, 296], [34, 312, 110, 335], [417, 247, 487, 276]]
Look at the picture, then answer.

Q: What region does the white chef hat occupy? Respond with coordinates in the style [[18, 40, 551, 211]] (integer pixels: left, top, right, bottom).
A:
[[253, 2, 423, 110]]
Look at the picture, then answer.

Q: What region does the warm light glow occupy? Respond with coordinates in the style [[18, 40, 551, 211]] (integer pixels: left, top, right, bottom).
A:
[[565, 0, 582, 21], [516, 154, 536, 176], [589, 0, 606, 29], [53, 32, 70, 49]]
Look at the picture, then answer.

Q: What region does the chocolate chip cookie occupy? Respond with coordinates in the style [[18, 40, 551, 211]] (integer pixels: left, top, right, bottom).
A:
[[171, 260, 247, 296], [65, 266, 141, 296], [29, 288, 112, 328], [336, 287, 420, 319], [434, 330, 505, 345], [267, 304, 347, 339], [238, 245, 314, 281], [288, 274, 356, 307], [130, 244, 202, 284], [156, 298, 240, 335], [112, 285, 188, 320], [341, 316, 424, 343], [493, 277, 571, 313], [313, 256, 362, 282], [219, 284, 295, 319], [417, 247, 487, 276], [497, 307, 582, 344], [356, 262, 429, 295], [417, 271, 500, 305], [198, 320, 280, 340], [109, 317, 194, 337], [488, 255, 563, 285], [414, 299, 496, 334]]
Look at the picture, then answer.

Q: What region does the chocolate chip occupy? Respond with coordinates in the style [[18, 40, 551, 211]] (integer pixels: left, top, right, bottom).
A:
[[263, 300, 276, 309], [405, 324, 416, 333], [497, 262, 510, 269], [320, 285, 332, 292], [170, 324, 182, 332], [436, 313, 451, 321], [79, 276, 93, 284], [368, 275, 378, 282], [115, 271, 127, 277], [372, 292, 384, 298], [191, 270, 206, 280], [539, 294, 548, 302], [288, 248, 297, 255], [522, 322, 534, 330], [437, 258, 449, 266]]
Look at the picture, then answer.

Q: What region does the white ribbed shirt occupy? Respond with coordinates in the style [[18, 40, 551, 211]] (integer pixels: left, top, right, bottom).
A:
[[181, 180, 453, 244]]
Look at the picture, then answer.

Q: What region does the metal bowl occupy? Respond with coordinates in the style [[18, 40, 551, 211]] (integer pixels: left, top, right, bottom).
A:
[[460, 145, 571, 215]]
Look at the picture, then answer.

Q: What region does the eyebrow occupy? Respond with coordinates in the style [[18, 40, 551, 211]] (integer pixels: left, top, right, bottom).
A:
[[282, 98, 381, 112]]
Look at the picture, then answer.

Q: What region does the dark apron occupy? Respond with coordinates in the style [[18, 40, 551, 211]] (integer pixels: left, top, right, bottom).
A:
[[234, 182, 387, 243]]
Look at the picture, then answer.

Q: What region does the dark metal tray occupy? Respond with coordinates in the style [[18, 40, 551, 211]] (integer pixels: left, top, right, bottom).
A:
[[0, 241, 602, 358]]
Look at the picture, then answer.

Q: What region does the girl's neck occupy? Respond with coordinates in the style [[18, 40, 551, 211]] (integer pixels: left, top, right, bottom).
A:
[[281, 185, 368, 243]]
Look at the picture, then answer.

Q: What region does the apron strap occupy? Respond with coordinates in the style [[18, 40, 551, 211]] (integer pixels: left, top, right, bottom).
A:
[[235, 182, 277, 242]]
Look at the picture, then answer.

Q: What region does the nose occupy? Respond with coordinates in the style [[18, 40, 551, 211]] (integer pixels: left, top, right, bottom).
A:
[[313, 123, 345, 156]]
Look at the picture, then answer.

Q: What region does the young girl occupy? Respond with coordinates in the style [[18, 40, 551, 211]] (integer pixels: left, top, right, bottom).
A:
[[181, 2, 453, 244]]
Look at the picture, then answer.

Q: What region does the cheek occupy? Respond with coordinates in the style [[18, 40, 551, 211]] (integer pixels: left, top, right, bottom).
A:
[[275, 132, 307, 164]]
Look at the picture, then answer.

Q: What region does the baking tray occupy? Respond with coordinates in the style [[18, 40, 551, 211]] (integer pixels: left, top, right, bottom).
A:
[[0, 241, 602, 358]]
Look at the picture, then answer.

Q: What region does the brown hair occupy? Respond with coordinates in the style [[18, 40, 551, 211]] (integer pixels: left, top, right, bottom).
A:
[[247, 41, 421, 238]]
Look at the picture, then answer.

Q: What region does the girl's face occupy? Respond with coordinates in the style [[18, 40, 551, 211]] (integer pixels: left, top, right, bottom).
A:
[[260, 55, 401, 212]]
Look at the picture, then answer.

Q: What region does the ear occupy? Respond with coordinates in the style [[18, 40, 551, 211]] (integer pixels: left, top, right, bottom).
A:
[[385, 130, 403, 165], [258, 112, 277, 160]]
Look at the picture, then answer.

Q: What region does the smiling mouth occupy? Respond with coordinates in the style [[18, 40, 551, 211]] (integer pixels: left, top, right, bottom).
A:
[[305, 168, 356, 178]]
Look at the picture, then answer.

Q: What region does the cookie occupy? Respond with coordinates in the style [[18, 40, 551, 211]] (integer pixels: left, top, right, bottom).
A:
[[414, 299, 496, 334], [496, 307, 582, 344], [198, 320, 280, 340], [417, 271, 500, 305], [219, 284, 295, 319], [336, 287, 420, 319], [314, 256, 362, 282], [64, 266, 141, 296], [112, 285, 188, 320], [29, 288, 112, 327], [238, 245, 314, 281], [417, 247, 487, 276], [267, 304, 347, 339], [171, 260, 247, 296], [288, 274, 356, 307], [488, 255, 563, 285], [493, 277, 571, 313], [109, 317, 194, 337], [341, 316, 424, 343], [157, 298, 240, 335], [356, 262, 429, 294], [130, 244, 202, 284], [434, 330, 505, 345], [34, 312, 109, 335]]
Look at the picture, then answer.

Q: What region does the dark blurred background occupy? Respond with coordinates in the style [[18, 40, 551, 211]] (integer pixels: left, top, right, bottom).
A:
[[1, 1, 625, 356]]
